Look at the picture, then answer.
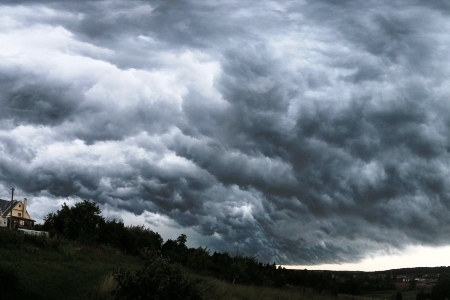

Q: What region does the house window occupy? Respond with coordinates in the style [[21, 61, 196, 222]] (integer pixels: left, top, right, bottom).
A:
[[18, 213, 21, 217]]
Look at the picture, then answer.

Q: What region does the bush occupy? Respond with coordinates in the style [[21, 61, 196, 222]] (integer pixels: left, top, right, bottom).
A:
[[23, 232, 52, 247], [431, 276, 450, 300], [113, 251, 204, 300], [0, 263, 19, 292], [0, 229, 24, 246], [121, 225, 163, 254], [99, 221, 163, 255]]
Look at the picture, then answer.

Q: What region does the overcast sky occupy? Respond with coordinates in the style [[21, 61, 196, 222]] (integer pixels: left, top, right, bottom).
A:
[[1, 0, 450, 267]]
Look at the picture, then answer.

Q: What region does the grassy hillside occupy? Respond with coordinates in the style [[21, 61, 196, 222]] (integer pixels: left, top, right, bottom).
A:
[[0, 238, 339, 300], [0, 239, 424, 300], [0, 240, 141, 300]]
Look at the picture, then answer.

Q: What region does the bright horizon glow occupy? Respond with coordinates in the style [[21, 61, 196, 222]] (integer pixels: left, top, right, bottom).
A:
[[283, 245, 450, 271]]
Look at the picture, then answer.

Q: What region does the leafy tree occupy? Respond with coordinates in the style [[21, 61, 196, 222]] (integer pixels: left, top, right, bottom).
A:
[[98, 219, 127, 247], [43, 199, 105, 243], [177, 233, 187, 247], [162, 234, 189, 264], [187, 247, 211, 272], [120, 225, 163, 254]]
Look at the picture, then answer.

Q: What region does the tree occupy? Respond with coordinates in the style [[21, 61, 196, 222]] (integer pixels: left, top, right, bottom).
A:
[[162, 234, 189, 264], [43, 199, 105, 243], [177, 234, 187, 247], [187, 247, 211, 272]]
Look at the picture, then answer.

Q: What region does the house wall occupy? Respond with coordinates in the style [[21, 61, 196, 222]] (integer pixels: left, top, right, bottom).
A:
[[12, 202, 28, 226], [0, 215, 6, 227]]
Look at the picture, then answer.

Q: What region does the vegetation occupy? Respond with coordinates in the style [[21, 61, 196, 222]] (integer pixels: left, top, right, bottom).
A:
[[113, 250, 204, 300], [1, 200, 447, 299], [431, 275, 450, 300], [41, 200, 163, 254], [0, 229, 141, 300]]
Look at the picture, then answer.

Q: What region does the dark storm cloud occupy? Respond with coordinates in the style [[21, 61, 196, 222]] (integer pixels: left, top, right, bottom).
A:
[[2, 0, 450, 265], [0, 70, 83, 126]]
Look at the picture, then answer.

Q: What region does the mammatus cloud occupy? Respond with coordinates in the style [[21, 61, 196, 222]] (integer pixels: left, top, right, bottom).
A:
[[1, 0, 450, 264]]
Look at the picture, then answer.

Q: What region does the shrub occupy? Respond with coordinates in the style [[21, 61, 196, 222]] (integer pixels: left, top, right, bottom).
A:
[[431, 276, 450, 300], [23, 231, 52, 247], [113, 251, 204, 300], [0, 229, 24, 246], [0, 263, 19, 292], [99, 221, 163, 254]]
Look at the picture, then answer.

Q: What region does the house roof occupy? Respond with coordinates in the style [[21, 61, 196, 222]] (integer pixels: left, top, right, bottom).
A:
[[0, 199, 12, 212], [0, 199, 19, 217]]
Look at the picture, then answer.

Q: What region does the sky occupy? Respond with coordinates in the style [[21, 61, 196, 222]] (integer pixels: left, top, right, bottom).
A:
[[1, 0, 450, 270]]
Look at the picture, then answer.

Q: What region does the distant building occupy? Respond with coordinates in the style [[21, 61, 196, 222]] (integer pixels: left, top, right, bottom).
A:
[[0, 198, 35, 229]]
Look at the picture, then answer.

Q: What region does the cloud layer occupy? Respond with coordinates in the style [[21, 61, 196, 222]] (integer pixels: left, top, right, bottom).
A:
[[1, 0, 450, 264]]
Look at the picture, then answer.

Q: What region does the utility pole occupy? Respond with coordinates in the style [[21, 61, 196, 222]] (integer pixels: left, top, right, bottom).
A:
[[10, 188, 14, 229]]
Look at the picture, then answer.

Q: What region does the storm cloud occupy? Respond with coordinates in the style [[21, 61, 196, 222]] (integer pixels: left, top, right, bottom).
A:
[[1, 0, 450, 264]]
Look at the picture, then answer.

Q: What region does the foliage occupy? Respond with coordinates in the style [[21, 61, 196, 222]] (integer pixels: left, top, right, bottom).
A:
[[416, 290, 428, 300], [0, 263, 19, 292], [187, 247, 211, 272], [121, 225, 163, 254], [161, 234, 189, 264], [43, 200, 163, 254], [431, 276, 450, 300], [99, 221, 163, 254], [43, 199, 104, 243], [0, 228, 24, 245], [113, 251, 204, 300]]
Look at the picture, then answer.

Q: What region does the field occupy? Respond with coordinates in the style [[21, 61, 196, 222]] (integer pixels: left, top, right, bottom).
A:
[[0, 240, 331, 300], [0, 241, 141, 300], [0, 238, 421, 300]]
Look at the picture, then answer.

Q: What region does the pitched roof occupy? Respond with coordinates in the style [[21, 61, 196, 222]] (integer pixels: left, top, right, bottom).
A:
[[0, 199, 11, 212], [0, 199, 19, 217]]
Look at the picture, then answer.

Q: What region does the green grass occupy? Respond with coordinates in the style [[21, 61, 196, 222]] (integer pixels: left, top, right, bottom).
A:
[[0, 241, 141, 300], [197, 275, 332, 300], [361, 289, 418, 300]]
